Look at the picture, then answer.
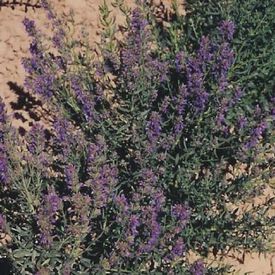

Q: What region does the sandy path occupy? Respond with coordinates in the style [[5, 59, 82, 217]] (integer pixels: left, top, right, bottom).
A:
[[0, 1, 274, 274]]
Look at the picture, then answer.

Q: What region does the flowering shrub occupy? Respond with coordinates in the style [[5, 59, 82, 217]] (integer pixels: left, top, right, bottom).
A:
[[0, 0, 274, 274]]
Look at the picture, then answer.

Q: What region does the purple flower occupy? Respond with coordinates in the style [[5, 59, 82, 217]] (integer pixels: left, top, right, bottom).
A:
[[41, 0, 55, 20], [171, 237, 185, 258], [53, 118, 77, 159], [160, 96, 170, 114], [129, 215, 140, 236], [115, 194, 129, 215], [27, 123, 46, 155], [37, 189, 61, 247], [68, 192, 91, 235], [35, 74, 55, 98], [198, 36, 213, 64], [216, 112, 226, 128], [237, 116, 248, 129], [214, 42, 234, 91], [46, 191, 62, 218], [139, 169, 158, 189], [0, 99, 6, 125], [140, 205, 161, 253], [121, 8, 168, 93], [232, 86, 243, 104], [52, 29, 66, 49], [172, 204, 190, 227], [115, 193, 131, 226], [87, 139, 105, 164], [176, 85, 188, 116], [185, 36, 213, 111], [150, 59, 169, 83], [146, 111, 162, 143], [54, 118, 69, 143], [254, 121, 267, 136], [29, 40, 40, 55], [190, 260, 206, 275], [21, 57, 39, 75], [55, 56, 66, 71], [22, 18, 36, 37], [0, 144, 9, 185], [244, 121, 267, 149], [219, 20, 235, 41], [186, 56, 209, 112], [39, 231, 53, 247], [0, 214, 6, 231], [147, 216, 161, 249], [121, 8, 149, 80], [23, 63, 55, 98], [0, 100, 9, 185], [153, 190, 166, 211], [65, 164, 79, 191], [90, 164, 118, 209], [71, 76, 95, 123], [41, 0, 66, 49]]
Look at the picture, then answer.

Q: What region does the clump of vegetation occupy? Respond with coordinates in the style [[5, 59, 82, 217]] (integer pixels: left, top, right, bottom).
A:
[[0, 0, 274, 274]]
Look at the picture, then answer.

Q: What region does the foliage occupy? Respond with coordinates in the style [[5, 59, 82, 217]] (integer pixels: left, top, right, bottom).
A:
[[0, 0, 274, 274]]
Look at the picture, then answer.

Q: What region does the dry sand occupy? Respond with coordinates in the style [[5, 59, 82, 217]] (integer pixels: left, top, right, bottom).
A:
[[0, 0, 274, 274]]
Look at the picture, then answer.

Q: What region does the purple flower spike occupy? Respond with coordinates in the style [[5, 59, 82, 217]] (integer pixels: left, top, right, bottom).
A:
[[219, 20, 235, 41], [0, 214, 6, 231], [0, 100, 6, 125], [237, 116, 247, 129], [129, 214, 140, 239], [244, 121, 267, 149], [41, 0, 55, 20], [115, 194, 129, 213], [22, 18, 36, 37], [131, 8, 148, 35], [71, 76, 95, 123], [65, 164, 79, 191], [27, 123, 46, 155], [0, 100, 8, 185], [140, 206, 161, 253], [0, 144, 9, 185], [190, 260, 206, 275], [172, 204, 190, 227], [46, 191, 62, 218], [37, 189, 62, 247], [186, 55, 209, 112], [146, 111, 162, 143], [171, 237, 185, 258], [198, 36, 213, 63]]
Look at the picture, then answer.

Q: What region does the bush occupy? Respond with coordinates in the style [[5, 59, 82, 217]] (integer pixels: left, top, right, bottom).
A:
[[0, 0, 274, 274]]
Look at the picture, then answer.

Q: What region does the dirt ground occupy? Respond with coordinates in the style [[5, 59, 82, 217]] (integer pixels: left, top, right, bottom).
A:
[[0, 0, 274, 274]]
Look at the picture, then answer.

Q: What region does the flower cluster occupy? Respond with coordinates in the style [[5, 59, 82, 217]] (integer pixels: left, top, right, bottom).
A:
[[190, 260, 206, 275], [0, 214, 6, 231], [70, 75, 96, 124], [22, 18, 56, 100], [37, 189, 62, 247], [0, 99, 9, 185]]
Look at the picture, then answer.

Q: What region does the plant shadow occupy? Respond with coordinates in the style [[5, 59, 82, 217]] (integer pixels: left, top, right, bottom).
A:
[[6, 81, 52, 135], [0, 0, 41, 12]]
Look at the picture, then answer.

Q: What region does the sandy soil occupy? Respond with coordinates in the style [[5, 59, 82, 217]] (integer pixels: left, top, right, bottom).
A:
[[0, 0, 274, 274]]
